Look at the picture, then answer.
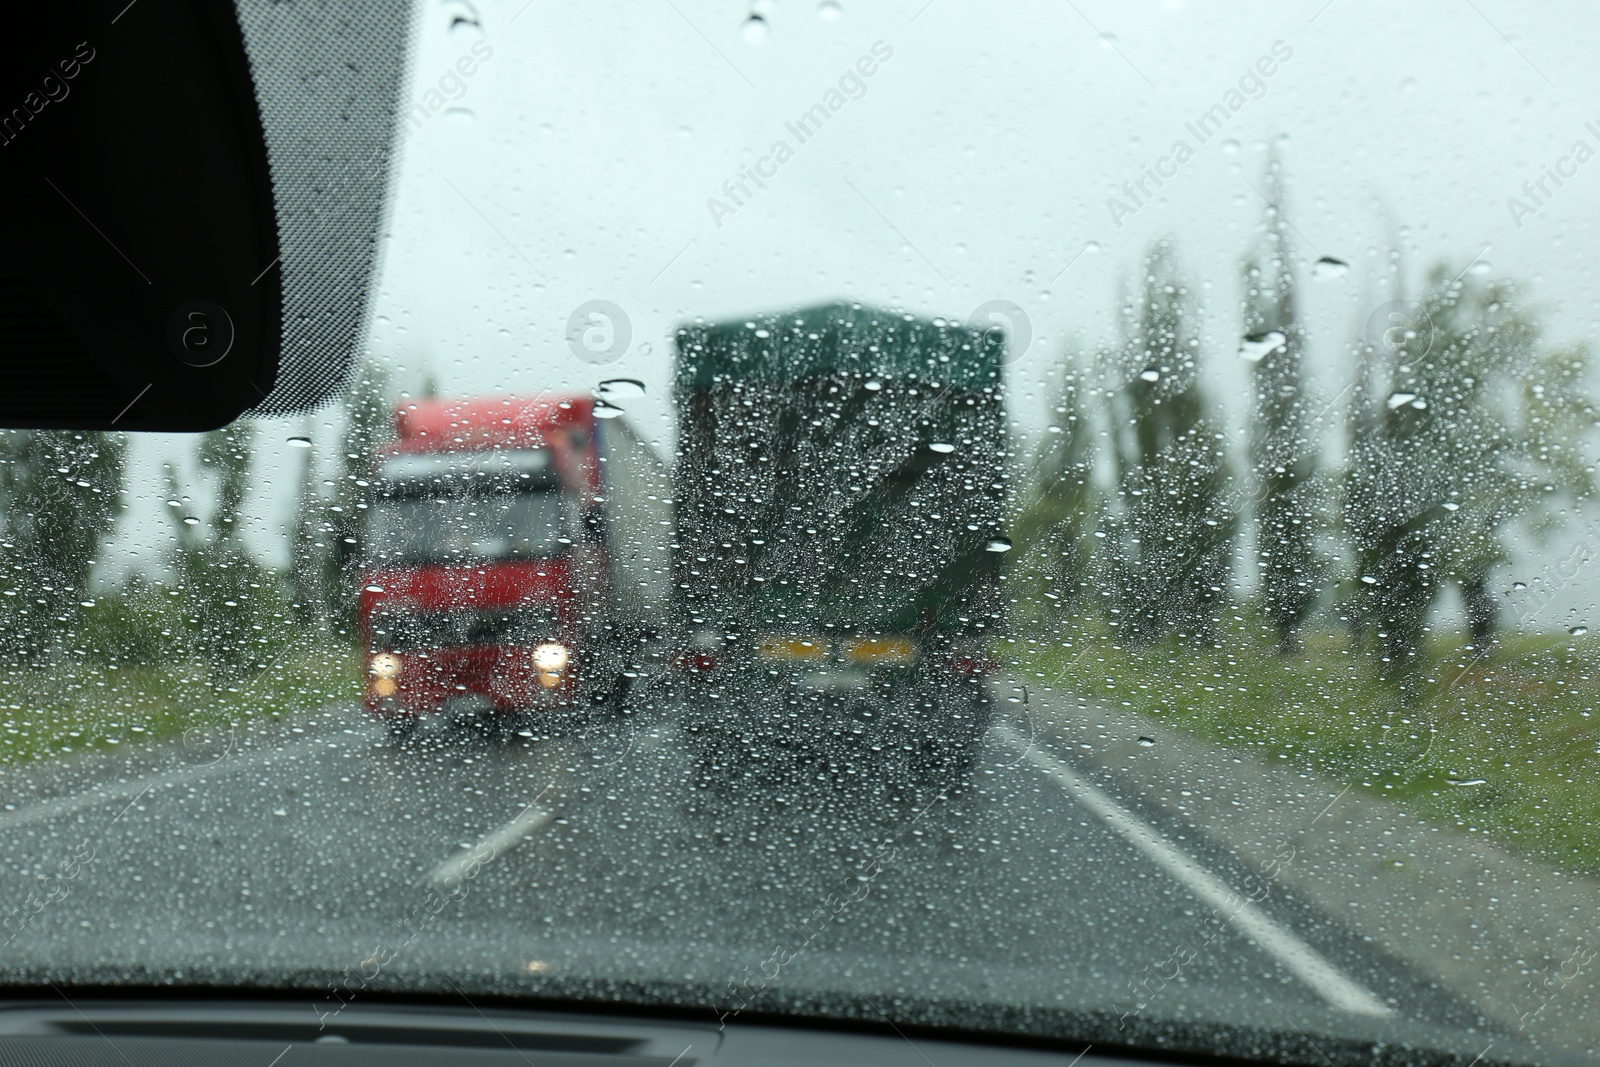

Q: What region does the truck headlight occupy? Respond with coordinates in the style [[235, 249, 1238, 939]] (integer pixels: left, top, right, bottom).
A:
[[368, 652, 402, 697], [533, 642, 569, 688], [532, 642, 569, 672]]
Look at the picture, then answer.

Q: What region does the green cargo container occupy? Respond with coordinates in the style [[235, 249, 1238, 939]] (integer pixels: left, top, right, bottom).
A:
[[671, 302, 1008, 667]]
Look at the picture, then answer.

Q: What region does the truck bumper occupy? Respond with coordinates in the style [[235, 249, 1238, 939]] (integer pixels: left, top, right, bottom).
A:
[[684, 672, 993, 764], [363, 645, 586, 719]]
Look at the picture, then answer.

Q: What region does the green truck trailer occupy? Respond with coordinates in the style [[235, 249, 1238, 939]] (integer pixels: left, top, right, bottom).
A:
[[671, 302, 1009, 785]]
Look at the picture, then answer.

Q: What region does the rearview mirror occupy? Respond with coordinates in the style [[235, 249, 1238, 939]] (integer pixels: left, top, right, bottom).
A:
[[0, 1, 277, 430], [0, 0, 409, 431]]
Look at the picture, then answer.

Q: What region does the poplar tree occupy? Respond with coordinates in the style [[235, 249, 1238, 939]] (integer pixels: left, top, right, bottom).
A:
[[321, 362, 390, 635], [1105, 242, 1236, 643], [1344, 265, 1594, 670], [0, 430, 126, 661], [1243, 156, 1319, 652], [1014, 349, 1099, 610]]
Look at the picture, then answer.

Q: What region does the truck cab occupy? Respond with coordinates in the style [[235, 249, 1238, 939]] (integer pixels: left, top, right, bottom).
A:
[[358, 395, 668, 738]]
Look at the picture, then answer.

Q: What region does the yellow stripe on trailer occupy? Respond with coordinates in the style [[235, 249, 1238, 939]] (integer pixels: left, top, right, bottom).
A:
[[841, 635, 916, 665], [754, 636, 829, 662]]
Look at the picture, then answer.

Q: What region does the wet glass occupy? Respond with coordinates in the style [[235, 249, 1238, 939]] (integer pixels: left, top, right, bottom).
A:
[[367, 489, 566, 564], [0, 2, 1598, 1065]]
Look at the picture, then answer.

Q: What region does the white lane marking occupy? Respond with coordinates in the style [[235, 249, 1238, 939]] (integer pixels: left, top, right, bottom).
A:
[[995, 724, 1394, 1018], [0, 729, 329, 834], [429, 803, 553, 885]]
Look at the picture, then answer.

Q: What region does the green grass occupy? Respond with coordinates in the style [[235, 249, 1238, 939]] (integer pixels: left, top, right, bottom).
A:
[[0, 644, 361, 767], [7, 595, 1598, 877], [1010, 616, 1600, 874]]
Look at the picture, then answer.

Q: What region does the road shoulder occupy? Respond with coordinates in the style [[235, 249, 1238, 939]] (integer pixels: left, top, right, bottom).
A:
[[1010, 681, 1600, 1057]]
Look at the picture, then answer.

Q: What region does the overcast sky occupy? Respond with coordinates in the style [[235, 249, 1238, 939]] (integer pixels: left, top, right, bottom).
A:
[[114, 0, 1600, 628], [371, 0, 1600, 407]]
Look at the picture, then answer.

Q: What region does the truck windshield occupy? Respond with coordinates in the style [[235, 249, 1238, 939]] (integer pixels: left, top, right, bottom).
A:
[[367, 486, 566, 565]]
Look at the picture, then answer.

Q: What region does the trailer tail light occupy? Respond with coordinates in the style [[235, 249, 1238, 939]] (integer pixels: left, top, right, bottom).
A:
[[841, 635, 916, 665], [948, 647, 999, 677], [671, 651, 719, 673], [674, 628, 725, 673]]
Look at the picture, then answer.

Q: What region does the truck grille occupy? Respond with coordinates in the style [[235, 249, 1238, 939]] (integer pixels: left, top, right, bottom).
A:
[[370, 607, 558, 651]]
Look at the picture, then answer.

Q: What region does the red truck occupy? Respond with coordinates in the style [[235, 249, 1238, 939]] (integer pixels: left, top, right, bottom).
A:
[[357, 394, 670, 740]]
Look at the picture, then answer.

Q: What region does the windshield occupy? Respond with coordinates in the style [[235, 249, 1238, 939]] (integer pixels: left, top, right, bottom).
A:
[[3, 2, 1600, 1065], [367, 487, 566, 564]]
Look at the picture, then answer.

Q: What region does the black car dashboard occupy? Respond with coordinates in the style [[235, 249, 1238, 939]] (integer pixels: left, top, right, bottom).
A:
[[0, 1000, 1146, 1067]]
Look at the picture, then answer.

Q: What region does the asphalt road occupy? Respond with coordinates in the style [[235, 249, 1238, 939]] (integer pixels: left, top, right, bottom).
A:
[[0, 681, 1512, 1057]]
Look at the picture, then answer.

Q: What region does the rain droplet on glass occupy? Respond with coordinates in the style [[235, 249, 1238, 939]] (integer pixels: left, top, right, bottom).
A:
[[1312, 256, 1349, 280], [1386, 391, 1419, 410], [1239, 330, 1287, 363], [597, 378, 646, 399]]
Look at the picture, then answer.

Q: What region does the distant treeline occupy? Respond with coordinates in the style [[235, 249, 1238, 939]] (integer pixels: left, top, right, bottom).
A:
[[1017, 158, 1595, 671], [0, 366, 389, 671], [0, 162, 1591, 681]]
